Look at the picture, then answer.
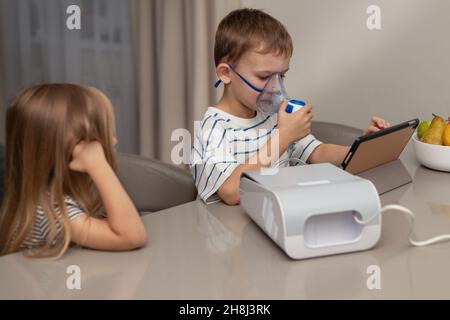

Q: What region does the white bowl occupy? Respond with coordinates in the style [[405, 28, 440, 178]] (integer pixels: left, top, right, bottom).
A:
[[412, 133, 450, 172]]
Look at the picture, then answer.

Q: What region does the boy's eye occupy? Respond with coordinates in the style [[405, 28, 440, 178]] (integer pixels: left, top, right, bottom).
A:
[[258, 74, 286, 81]]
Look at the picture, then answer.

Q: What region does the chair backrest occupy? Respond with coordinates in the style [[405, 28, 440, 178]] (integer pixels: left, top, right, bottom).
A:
[[0, 122, 361, 213], [117, 153, 197, 213], [0, 147, 195, 214], [311, 121, 362, 146]]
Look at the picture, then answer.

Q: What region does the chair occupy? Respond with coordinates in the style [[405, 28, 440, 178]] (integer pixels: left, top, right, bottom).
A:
[[117, 153, 197, 214], [311, 121, 362, 146]]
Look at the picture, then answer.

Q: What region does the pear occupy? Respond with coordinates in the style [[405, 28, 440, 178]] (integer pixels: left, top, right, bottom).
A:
[[417, 120, 431, 139], [443, 117, 450, 147], [421, 113, 446, 145]]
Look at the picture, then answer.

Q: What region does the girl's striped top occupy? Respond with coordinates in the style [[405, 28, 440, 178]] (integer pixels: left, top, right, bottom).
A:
[[190, 107, 323, 202], [19, 195, 86, 250]]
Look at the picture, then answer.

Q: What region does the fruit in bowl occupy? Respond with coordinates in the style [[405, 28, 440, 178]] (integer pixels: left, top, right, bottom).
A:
[[413, 114, 450, 172], [420, 114, 448, 145], [417, 120, 431, 139], [444, 118, 450, 146]]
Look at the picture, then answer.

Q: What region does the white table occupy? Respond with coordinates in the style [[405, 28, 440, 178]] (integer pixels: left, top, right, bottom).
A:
[[1, 141, 450, 299]]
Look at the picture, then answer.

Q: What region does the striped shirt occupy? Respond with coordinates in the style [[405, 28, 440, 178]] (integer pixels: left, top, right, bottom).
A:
[[19, 195, 86, 249], [190, 107, 323, 202]]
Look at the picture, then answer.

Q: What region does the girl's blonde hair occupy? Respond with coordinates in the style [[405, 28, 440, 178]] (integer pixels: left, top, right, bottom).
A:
[[0, 83, 118, 258]]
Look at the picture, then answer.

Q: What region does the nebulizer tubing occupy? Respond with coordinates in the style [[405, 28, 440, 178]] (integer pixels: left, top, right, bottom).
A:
[[275, 157, 307, 167], [353, 204, 450, 247]]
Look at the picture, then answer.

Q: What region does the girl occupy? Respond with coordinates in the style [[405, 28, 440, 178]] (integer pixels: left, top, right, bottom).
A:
[[0, 83, 147, 258]]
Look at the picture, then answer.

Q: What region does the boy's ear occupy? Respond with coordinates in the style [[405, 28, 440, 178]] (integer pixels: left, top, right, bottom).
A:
[[216, 63, 232, 85]]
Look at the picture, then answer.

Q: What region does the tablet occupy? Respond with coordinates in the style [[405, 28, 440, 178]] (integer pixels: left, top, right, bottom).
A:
[[341, 118, 419, 175]]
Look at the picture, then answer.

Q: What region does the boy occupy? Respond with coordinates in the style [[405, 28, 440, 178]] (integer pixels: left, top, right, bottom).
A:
[[191, 8, 390, 205]]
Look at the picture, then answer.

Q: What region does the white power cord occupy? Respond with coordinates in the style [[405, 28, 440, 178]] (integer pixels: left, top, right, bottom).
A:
[[353, 204, 450, 247]]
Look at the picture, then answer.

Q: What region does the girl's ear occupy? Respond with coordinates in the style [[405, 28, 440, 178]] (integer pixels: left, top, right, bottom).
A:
[[216, 63, 232, 85]]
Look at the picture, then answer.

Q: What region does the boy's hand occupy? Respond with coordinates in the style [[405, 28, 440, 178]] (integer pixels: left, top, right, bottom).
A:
[[362, 116, 391, 135], [277, 100, 313, 143], [69, 141, 108, 174]]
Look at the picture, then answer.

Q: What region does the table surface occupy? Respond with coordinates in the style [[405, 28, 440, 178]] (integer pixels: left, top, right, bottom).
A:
[[1, 141, 450, 299]]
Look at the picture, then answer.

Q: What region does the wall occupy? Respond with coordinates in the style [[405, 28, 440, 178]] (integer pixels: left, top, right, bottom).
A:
[[241, 0, 450, 131]]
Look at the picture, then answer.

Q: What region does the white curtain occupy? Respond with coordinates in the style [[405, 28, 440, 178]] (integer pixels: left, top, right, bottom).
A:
[[0, 0, 138, 153], [129, 0, 241, 163], [0, 0, 242, 158]]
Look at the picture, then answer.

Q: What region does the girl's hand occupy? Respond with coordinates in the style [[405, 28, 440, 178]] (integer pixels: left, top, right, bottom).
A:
[[362, 116, 391, 135], [69, 141, 108, 174]]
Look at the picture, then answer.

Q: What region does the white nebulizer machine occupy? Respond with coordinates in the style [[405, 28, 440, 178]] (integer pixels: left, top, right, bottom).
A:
[[240, 163, 450, 260], [240, 163, 382, 259]]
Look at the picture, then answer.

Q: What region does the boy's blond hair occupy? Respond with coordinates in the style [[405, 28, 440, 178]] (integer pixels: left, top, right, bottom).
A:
[[214, 8, 293, 66]]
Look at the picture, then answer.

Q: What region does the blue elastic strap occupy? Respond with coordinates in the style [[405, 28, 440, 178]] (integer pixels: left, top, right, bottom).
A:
[[228, 64, 263, 93], [213, 64, 263, 93]]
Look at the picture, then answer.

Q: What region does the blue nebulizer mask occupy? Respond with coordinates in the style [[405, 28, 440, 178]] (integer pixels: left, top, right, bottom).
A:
[[214, 64, 306, 115], [256, 73, 305, 115]]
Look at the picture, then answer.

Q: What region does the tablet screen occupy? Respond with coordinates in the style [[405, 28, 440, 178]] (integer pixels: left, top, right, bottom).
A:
[[341, 119, 419, 174]]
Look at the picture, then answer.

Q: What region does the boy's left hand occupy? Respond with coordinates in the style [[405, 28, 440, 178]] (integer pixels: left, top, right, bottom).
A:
[[362, 116, 391, 135]]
